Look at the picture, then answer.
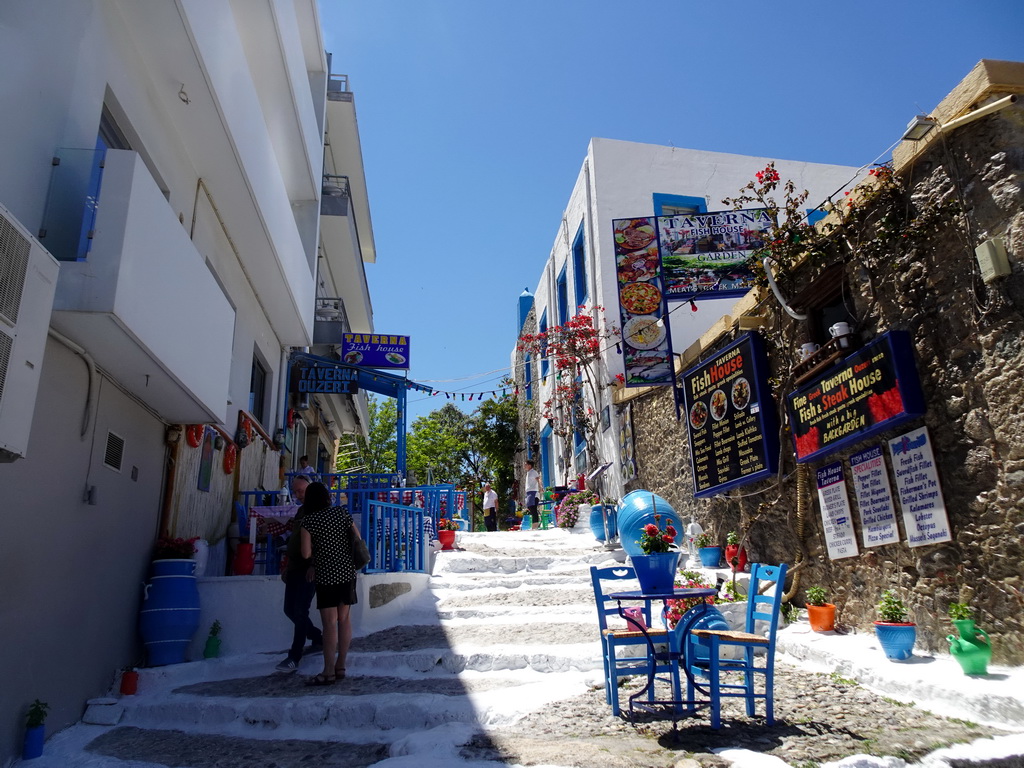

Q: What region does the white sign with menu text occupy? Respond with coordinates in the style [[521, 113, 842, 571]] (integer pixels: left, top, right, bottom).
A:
[[816, 462, 860, 560], [888, 426, 951, 547], [850, 446, 899, 548]]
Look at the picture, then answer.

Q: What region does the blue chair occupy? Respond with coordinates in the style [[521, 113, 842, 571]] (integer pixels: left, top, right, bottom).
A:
[[685, 562, 788, 728], [590, 565, 677, 716]]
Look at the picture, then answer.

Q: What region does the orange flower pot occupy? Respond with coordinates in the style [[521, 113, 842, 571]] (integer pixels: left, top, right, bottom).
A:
[[807, 603, 836, 632]]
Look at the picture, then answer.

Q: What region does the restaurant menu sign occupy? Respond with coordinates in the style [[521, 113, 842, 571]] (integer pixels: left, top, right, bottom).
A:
[[656, 208, 768, 298], [786, 331, 925, 464], [849, 446, 899, 547], [612, 217, 674, 387], [815, 462, 860, 560], [291, 359, 359, 396], [889, 427, 952, 547], [340, 333, 410, 370], [682, 333, 779, 498]]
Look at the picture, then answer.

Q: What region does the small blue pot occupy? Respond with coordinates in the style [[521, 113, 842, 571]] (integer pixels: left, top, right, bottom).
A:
[[632, 551, 681, 594], [874, 622, 916, 660], [698, 546, 722, 568], [23, 725, 44, 760]]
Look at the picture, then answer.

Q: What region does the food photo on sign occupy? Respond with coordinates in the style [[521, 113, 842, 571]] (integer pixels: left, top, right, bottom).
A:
[[612, 216, 675, 387]]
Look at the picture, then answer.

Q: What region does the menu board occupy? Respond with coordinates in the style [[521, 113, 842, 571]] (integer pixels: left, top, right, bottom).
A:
[[889, 426, 952, 547], [682, 333, 779, 498], [340, 333, 410, 370], [787, 331, 925, 463], [612, 217, 674, 387], [849, 446, 899, 548], [656, 208, 768, 298], [815, 462, 860, 560]]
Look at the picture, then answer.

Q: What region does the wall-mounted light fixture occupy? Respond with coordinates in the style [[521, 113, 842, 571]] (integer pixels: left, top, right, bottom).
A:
[[901, 114, 937, 142]]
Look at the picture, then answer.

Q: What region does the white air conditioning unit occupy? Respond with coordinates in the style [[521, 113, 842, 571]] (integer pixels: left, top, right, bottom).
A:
[[0, 202, 60, 461]]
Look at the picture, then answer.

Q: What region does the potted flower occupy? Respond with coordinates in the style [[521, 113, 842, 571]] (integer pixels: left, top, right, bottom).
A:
[[947, 602, 991, 676], [724, 530, 747, 573], [23, 699, 48, 760], [631, 514, 680, 593], [805, 586, 836, 632], [203, 619, 223, 659], [437, 518, 459, 550], [153, 536, 199, 575], [556, 490, 597, 529], [695, 532, 721, 568], [874, 590, 916, 660]]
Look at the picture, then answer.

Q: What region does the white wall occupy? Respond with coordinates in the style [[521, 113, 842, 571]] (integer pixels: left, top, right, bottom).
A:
[[524, 138, 862, 499]]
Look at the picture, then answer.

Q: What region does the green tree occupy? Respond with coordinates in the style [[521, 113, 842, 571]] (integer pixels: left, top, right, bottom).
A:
[[406, 403, 469, 486], [335, 394, 397, 474], [469, 394, 520, 503]]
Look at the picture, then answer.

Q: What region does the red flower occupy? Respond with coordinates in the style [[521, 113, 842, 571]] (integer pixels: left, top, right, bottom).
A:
[[644, 523, 659, 536]]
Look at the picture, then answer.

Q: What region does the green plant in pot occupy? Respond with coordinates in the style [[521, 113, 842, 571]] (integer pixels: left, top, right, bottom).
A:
[[23, 699, 49, 760], [874, 590, 916, 661], [947, 602, 990, 676], [694, 532, 721, 568], [804, 586, 836, 632], [203, 619, 222, 659]]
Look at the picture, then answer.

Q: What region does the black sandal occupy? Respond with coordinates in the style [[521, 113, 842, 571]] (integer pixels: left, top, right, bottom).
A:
[[305, 673, 335, 686], [334, 667, 346, 680]]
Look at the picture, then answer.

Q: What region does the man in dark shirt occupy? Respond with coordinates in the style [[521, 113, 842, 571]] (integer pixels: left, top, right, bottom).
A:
[[276, 475, 323, 671]]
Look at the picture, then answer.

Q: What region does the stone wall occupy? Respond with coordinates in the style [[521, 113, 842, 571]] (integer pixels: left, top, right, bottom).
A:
[[623, 93, 1024, 662]]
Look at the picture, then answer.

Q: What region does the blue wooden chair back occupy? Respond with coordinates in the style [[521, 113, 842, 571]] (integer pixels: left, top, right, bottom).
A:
[[590, 565, 650, 630], [744, 562, 787, 642]]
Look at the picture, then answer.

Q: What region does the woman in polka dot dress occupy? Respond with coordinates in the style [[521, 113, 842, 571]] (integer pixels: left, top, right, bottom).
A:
[[300, 482, 361, 684]]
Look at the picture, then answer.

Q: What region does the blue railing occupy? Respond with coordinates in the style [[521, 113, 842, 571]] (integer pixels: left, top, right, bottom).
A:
[[241, 473, 467, 573]]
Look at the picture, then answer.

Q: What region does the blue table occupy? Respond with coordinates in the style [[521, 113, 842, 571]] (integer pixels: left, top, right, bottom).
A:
[[607, 587, 717, 721]]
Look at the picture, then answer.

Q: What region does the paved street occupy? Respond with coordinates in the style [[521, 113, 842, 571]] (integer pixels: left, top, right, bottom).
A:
[[24, 529, 1024, 767]]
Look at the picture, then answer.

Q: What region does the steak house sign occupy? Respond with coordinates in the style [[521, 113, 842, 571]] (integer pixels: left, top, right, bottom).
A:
[[786, 331, 925, 463]]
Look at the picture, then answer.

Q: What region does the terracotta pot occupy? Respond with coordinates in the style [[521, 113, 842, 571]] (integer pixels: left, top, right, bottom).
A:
[[807, 603, 836, 632], [438, 529, 457, 551]]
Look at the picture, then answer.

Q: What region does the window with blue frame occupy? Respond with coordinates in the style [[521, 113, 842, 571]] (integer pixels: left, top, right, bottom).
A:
[[540, 424, 553, 487], [572, 222, 587, 308], [652, 193, 707, 217], [556, 267, 568, 325], [524, 353, 533, 401], [539, 312, 549, 379], [806, 208, 828, 227]]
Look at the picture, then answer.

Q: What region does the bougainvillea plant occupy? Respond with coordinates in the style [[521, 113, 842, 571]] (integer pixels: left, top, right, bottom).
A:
[[555, 489, 598, 528], [517, 308, 619, 478]]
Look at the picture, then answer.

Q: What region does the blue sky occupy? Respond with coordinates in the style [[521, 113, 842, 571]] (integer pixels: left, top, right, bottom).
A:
[[319, 0, 1023, 425]]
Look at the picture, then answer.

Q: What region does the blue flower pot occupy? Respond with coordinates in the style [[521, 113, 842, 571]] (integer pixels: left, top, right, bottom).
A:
[[631, 551, 681, 594], [698, 546, 722, 567], [22, 725, 44, 760], [874, 622, 916, 660]]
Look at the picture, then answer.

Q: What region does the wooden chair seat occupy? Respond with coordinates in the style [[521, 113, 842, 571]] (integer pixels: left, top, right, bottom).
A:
[[690, 629, 768, 645], [602, 628, 669, 641]]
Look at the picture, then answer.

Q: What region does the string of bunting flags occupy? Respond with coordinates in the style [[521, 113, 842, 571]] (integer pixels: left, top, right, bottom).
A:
[[427, 388, 516, 401]]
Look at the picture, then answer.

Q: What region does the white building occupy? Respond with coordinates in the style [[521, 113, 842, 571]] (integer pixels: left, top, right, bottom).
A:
[[515, 138, 860, 498], [0, 1, 375, 758]]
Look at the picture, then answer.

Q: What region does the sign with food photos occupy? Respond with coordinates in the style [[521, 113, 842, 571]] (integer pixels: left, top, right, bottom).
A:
[[656, 208, 768, 298], [682, 333, 779, 498], [786, 331, 925, 464], [340, 333, 410, 370], [612, 217, 674, 387]]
